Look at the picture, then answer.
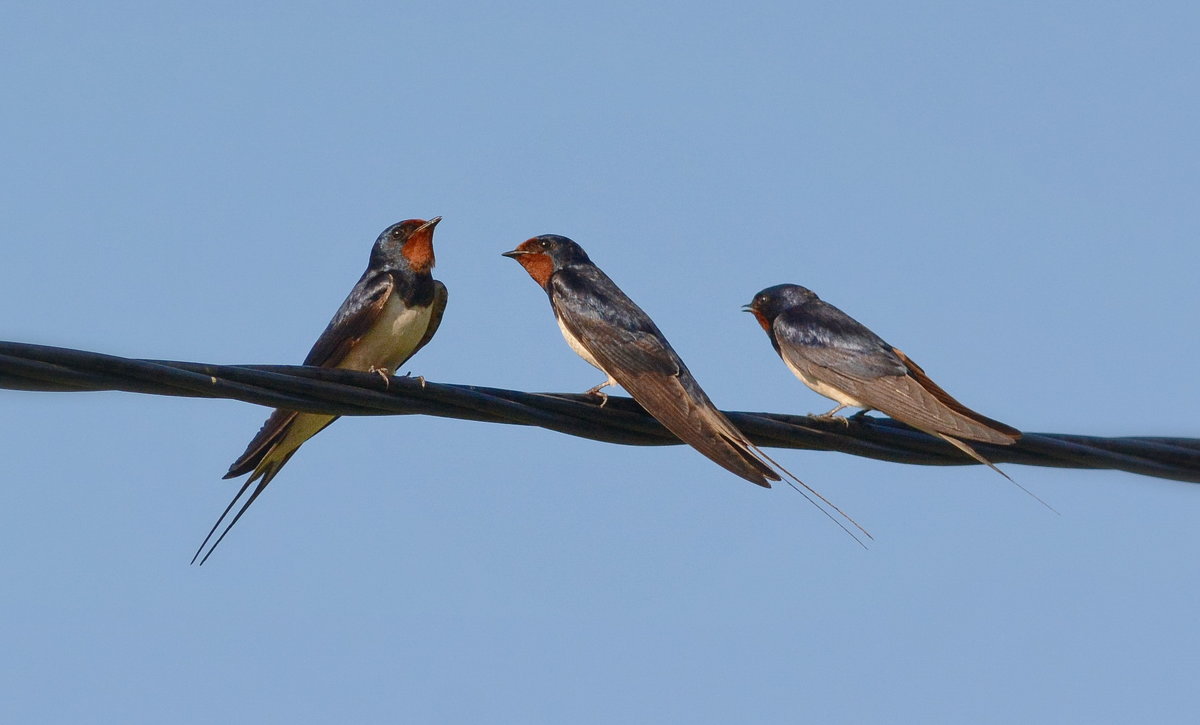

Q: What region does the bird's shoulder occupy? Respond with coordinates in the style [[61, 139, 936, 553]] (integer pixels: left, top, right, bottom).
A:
[[775, 300, 906, 378], [302, 269, 396, 367], [550, 264, 662, 336], [550, 263, 681, 376]]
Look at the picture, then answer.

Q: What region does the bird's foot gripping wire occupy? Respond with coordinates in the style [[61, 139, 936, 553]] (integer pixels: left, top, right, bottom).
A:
[[368, 366, 393, 388], [810, 404, 854, 426], [583, 377, 616, 408]]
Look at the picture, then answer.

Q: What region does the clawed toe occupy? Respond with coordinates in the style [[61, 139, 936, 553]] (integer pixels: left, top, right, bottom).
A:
[[368, 366, 392, 388]]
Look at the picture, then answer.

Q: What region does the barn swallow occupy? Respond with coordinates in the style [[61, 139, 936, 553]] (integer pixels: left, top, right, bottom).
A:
[[504, 235, 869, 545], [192, 217, 447, 565], [745, 284, 1048, 506]]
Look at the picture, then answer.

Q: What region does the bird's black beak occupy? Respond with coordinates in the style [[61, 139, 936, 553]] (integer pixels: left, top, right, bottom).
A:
[[741, 304, 754, 313], [501, 249, 528, 259], [417, 216, 442, 233]]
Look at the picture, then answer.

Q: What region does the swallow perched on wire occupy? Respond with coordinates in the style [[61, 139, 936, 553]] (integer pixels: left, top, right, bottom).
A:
[[744, 284, 1046, 506], [193, 217, 447, 565], [504, 235, 869, 544]]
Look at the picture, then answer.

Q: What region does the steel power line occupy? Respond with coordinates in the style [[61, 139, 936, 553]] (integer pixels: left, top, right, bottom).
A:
[[2, 341, 1198, 484]]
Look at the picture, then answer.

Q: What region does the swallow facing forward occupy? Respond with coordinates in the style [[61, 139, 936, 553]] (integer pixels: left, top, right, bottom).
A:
[[745, 284, 1039, 497], [504, 236, 868, 543], [193, 217, 447, 564]]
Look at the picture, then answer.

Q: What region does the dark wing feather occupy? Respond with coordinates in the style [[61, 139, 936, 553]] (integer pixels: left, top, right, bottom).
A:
[[223, 408, 299, 478], [774, 304, 1018, 445], [891, 348, 1020, 441], [774, 303, 907, 378], [551, 266, 776, 486], [224, 271, 395, 478], [302, 271, 395, 366]]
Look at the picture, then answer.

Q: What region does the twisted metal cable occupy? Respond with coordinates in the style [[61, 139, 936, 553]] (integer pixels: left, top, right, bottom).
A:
[[3, 341, 1199, 484]]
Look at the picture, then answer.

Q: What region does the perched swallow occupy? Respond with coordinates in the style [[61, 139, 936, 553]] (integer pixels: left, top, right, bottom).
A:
[[745, 284, 1043, 501], [504, 236, 869, 544], [193, 217, 447, 564]]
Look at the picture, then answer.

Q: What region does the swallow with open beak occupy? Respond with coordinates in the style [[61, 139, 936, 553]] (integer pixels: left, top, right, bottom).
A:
[[744, 284, 1041, 499], [504, 236, 869, 544], [193, 217, 447, 564]]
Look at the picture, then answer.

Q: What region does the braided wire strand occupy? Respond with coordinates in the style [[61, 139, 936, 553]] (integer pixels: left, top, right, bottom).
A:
[[3, 341, 1199, 483]]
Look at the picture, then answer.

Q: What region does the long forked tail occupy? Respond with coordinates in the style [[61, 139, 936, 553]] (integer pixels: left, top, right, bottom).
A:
[[933, 433, 1058, 514], [191, 453, 294, 566], [741, 439, 873, 549]]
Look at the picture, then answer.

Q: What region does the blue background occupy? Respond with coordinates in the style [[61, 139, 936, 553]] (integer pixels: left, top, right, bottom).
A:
[[2, 3, 1198, 722]]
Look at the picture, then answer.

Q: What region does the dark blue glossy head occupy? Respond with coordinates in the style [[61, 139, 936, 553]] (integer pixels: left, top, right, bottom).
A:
[[370, 217, 441, 273], [744, 284, 819, 323], [503, 234, 593, 287]]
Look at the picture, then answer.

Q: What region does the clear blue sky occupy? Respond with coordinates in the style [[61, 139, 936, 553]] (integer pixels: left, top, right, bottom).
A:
[[3, 3, 1199, 723]]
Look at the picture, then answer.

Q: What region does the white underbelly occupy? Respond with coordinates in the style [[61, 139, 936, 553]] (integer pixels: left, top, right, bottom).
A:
[[337, 294, 433, 372], [556, 314, 604, 372], [782, 356, 865, 408]]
